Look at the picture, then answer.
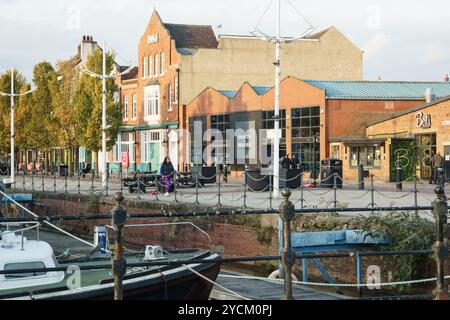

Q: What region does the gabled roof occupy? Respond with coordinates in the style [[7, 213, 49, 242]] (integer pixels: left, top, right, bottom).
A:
[[164, 23, 218, 49], [120, 66, 138, 81], [304, 80, 450, 100], [217, 85, 271, 100]]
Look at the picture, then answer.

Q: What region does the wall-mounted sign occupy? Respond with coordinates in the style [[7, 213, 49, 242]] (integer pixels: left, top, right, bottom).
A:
[[121, 152, 130, 170], [416, 112, 431, 129], [147, 34, 159, 44], [442, 120, 450, 126]]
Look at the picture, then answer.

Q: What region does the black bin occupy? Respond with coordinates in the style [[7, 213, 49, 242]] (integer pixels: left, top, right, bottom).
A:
[[279, 168, 303, 189], [191, 166, 217, 184], [320, 158, 343, 188], [246, 168, 271, 191]]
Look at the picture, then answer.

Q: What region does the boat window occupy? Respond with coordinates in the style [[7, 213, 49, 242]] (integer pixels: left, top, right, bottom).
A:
[[4, 262, 47, 279]]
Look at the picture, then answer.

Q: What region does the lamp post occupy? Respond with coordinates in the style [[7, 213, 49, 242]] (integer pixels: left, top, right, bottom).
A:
[[0, 68, 36, 187], [251, 0, 316, 198], [81, 41, 133, 192]]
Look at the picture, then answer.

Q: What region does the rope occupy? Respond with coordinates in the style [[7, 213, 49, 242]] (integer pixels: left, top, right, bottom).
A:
[[182, 264, 251, 300], [218, 274, 450, 288]]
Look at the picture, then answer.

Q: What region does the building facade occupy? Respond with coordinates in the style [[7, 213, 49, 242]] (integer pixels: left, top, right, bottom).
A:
[[110, 9, 364, 173], [183, 77, 450, 179]]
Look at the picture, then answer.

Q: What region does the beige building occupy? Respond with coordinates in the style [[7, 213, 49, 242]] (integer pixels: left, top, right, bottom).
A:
[[179, 27, 363, 105]]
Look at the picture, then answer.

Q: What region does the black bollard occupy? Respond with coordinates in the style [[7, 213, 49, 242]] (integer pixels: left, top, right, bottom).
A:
[[358, 163, 365, 190], [396, 167, 403, 191]]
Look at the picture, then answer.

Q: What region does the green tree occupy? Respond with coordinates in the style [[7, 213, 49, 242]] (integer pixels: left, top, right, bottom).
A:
[[74, 48, 121, 174], [51, 60, 80, 175], [0, 70, 27, 155], [27, 62, 58, 171]]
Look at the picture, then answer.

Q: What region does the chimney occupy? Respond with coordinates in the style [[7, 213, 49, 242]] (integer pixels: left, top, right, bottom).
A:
[[445, 74, 449, 82], [79, 35, 98, 66], [425, 88, 436, 103]]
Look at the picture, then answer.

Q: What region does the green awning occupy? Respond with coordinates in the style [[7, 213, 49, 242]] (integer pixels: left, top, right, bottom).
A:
[[119, 122, 179, 133]]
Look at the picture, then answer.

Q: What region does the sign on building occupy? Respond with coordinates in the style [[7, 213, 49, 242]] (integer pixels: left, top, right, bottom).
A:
[[416, 112, 431, 129]]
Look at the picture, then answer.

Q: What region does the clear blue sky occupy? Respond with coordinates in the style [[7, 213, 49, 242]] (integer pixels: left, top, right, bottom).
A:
[[0, 0, 449, 82]]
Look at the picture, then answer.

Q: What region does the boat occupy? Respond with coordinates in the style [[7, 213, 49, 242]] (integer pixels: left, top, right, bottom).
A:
[[0, 179, 222, 300]]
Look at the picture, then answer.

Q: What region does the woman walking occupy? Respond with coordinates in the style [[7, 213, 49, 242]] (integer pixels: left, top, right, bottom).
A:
[[160, 157, 175, 196]]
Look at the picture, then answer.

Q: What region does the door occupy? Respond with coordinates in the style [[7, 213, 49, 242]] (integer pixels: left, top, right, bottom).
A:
[[149, 143, 160, 173]]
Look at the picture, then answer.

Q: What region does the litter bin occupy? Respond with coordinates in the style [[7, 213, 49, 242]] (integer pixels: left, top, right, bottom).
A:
[[320, 158, 343, 188], [279, 168, 303, 189], [191, 166, 217, 184], [246, 167, 271, 191]]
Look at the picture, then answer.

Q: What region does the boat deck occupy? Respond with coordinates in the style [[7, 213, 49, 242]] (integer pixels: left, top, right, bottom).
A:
[[211, 271, 351, 300]]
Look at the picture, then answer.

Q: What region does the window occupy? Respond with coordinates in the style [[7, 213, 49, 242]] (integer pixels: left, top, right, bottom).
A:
[[144, 87, 160, 118], [142, 57, 147, 78], [149, 55, 153, 77], [168, 83, 173, 112], [291, 106, 321, 172], [210, 114, 231, 163], [113, 132, 134, 163], [174, 77, 178, 104], [349, 146, 381, 168], [262, 110, 287, 158], [161, 52, 165, 74], [155, 54, 159, 76], [4, 261, 46, 279], [141, 131, 161, 163], [132, 95, 137, 119], [123, 96, 129, 120], [331, 145, 340, 159]]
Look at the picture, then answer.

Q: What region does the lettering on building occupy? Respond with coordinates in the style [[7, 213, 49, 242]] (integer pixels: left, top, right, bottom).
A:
[[416, 112, 431, 129]]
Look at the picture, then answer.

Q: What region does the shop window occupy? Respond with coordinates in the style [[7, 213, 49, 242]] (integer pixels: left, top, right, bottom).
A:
[[210, 114, 231, 164], [349, 146, 381, 168]]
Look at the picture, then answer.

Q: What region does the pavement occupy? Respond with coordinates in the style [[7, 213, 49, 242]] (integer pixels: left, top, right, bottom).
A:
[[5, 174, 447, 221]]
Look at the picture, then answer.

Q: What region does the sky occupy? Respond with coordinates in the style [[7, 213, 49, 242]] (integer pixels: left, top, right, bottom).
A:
[[0, 0, 449, 82]]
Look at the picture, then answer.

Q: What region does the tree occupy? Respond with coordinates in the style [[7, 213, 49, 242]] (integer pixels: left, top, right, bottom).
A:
[[51, 60, 80, 174], [74, 48, 121, 174], [27, 62, 58, 171], [0, 70, 27, 156]]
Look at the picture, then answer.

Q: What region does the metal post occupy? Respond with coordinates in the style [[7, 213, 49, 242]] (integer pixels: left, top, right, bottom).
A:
[[119, 162, 123, 194], [101, 41, 108, 195], [333, 173, 338, 209], [356, 252, 363, 297], [432, 186, 449, 300], [269, 173, 273, 210], [10, 68, 15, 188], [396, 166, 403, 192], [300, 172, 304, 209], [22, 170, 25, 191], [437, 168, 445, 188], [31, 169, 35, 192], [173, 172, 178, 203], [41, 168, 44, 193], [195, 171, 199, 205], [272, 0, 281, 199], [413, 174, 419, 215], [155, 172, 159, 202], [243, 167, 248, 209], [137, 178, 141, 200], [111, 192, 128, 301], [53, 170, 56, 193], [91, 169, 95, 192], [64, 173, 68, 194], [370, 174, 375, 213], [279, 188, 295, 300], [217, 171, 222, 207], [358, 163, 365, 190], [77, 172, 81, 198]]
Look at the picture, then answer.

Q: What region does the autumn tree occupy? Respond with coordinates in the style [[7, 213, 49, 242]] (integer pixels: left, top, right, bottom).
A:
[[74, 48, 121, 174]]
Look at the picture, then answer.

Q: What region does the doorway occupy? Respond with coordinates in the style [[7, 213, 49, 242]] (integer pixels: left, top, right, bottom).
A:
[[415, 133, 437, 180]]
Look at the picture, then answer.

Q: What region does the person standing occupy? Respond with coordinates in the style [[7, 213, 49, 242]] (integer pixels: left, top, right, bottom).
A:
[[430, 152, 444, 185], [160, 157, 175, 196]]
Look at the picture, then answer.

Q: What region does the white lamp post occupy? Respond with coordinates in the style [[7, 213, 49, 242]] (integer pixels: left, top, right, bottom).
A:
[[81, 41, 132, 194], [0, 68, 36, 188], [251, 0, 316, 198]]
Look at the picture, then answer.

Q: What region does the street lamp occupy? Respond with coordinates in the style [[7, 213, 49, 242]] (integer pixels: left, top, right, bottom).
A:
[[0, 68, 37, 188], [80, 41, 133, 193], [251, 0, 316, 198]]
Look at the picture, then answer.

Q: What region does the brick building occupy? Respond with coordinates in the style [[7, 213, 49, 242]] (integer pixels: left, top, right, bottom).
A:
[[363, 96, 450, 182], [110, 9, 364, 173], [183, 76, 450, 179]]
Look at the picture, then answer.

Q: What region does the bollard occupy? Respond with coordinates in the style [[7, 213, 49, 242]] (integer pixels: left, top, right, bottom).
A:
[[77, 172, 81, 198], [269, 174, 273, 210], [358, 163, 365, 190], [413, 174, 419, 215], [279, 188, 296, 300], [111, 192, 128, 301], [119, 163, 123, 194], [22, 170, 25, 191], [91, 169, 95, 192], [64, 173, 68, 194], [396, 166, 403, 192], [432, 186, 449, 300], [370, 174, 375, 213], [173, 172, 178, 203], [53, 170, 56, 193], [243, 167, 248, 209]]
